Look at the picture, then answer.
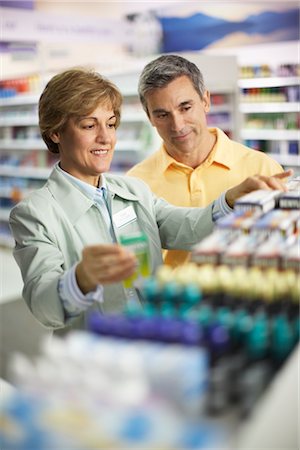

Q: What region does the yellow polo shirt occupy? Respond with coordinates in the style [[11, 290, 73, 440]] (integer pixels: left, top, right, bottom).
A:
[[127, 127, 283, 266]]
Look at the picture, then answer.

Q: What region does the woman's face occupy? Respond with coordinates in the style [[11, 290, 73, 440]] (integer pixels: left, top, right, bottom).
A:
[[50, 103, 117, 186]]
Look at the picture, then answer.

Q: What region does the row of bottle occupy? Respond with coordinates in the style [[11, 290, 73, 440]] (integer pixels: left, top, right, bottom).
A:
[[0, 151, 57, 170], [239, 64, 300, 79], [0, 75, 41, 98], [0, 125, 41, 141], [150, 263, 299, 308], [88, 309, 298, 418], [245, 139, 299, 155], [0, 177, 46, 205], [244, 112, 300, 130], [138, 266, 299, 416], [7, 289, 297, 425], [241, 86, 299, 103]]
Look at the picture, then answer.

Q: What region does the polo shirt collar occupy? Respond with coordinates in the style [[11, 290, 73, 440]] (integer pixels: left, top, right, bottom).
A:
[[159, 127, 236, 171], [205, 128, 235, 169], [159, 144, 192, 172]]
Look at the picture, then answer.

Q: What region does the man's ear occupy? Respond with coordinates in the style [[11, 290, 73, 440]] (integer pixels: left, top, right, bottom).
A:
[[203, 90, 211, 113], [50, 132, 60, 144]]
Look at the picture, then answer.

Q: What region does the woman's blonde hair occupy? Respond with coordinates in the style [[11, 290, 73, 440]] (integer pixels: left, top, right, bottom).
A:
[[39, 67, 123, 153]]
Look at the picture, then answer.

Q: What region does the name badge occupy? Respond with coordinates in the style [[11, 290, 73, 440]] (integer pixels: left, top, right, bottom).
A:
[[113, 205, 137, 228]]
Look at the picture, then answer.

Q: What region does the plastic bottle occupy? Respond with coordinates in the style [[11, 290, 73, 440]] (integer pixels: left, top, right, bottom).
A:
[[238, 310, 273, 418]]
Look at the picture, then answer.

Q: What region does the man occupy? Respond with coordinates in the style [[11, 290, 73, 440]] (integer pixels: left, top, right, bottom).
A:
[[127, 54, 284, 267]]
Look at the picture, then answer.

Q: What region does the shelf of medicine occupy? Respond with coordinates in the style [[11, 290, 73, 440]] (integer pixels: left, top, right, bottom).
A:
[[207, 121, 233, 131], [268, 153, 300, 167], [0, 165, 51, 179], [0, 139, 46, 150], [0, 117, 38, 127], [240, 102, 299, 113], [241, 129, 300, 141], [238, 77, 300, 89], [0, 94, 40, 107], [210, 102, 233, 111]]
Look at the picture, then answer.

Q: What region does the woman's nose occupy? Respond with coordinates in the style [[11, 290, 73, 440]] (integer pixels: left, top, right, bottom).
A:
[[96, 125, 110, 143]]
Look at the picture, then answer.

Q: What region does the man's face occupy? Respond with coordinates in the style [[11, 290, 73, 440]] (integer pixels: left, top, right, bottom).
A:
[[50, 103, 117, 186], [145, 75, 210, 162]]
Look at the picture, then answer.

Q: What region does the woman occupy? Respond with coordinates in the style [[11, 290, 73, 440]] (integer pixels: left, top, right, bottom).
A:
[[9, 67, 291, 331]]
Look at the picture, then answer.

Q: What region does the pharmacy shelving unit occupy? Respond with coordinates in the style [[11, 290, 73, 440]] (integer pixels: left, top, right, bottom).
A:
[[0, 93, 50, 247], [238, 76, 300, 173]]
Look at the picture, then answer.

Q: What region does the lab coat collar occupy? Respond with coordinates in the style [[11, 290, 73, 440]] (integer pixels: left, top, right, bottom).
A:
[[46, 165, 139, 224]]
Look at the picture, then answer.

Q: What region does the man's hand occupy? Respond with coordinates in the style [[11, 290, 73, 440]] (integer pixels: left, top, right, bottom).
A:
[[75, 244, 137, 294], [225, 169, 293, 209]]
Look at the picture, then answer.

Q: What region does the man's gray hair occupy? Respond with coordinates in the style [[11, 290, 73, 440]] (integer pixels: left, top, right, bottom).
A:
[[138, 54, 206, 115]]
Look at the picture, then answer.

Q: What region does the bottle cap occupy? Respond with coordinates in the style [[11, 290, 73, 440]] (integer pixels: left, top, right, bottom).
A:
[[182, 284, 202, 306]]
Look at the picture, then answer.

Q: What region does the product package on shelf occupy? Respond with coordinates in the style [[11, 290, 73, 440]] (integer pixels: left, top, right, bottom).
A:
[[192, 177, 300, 272], [233, 189, 282, 214]]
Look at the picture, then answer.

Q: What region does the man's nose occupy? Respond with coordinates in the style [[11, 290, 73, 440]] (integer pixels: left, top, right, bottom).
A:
[[170, 113, 184, 132]]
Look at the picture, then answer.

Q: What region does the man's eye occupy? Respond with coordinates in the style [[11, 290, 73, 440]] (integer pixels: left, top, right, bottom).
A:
[[156, 113, 167, 119]]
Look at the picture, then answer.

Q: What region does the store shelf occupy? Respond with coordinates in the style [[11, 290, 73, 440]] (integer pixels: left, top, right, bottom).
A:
[[0, 165, 51, 179], [267, 153, 300, 167], [241, 129, 300, 141], [239, 71, 299, 171], [238, 76, 300, 89], [0, 139, 46, 150], [0, 116, 38, 127], [0, 188, 32, 199], [209, 104, 233, 113], [0, 94, 40, 107], [240, 102, 299, 113]]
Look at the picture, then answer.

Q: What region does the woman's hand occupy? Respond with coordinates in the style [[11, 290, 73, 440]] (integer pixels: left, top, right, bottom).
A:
[[225, 169, 293, 209], [75, 244, 137, 294]]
